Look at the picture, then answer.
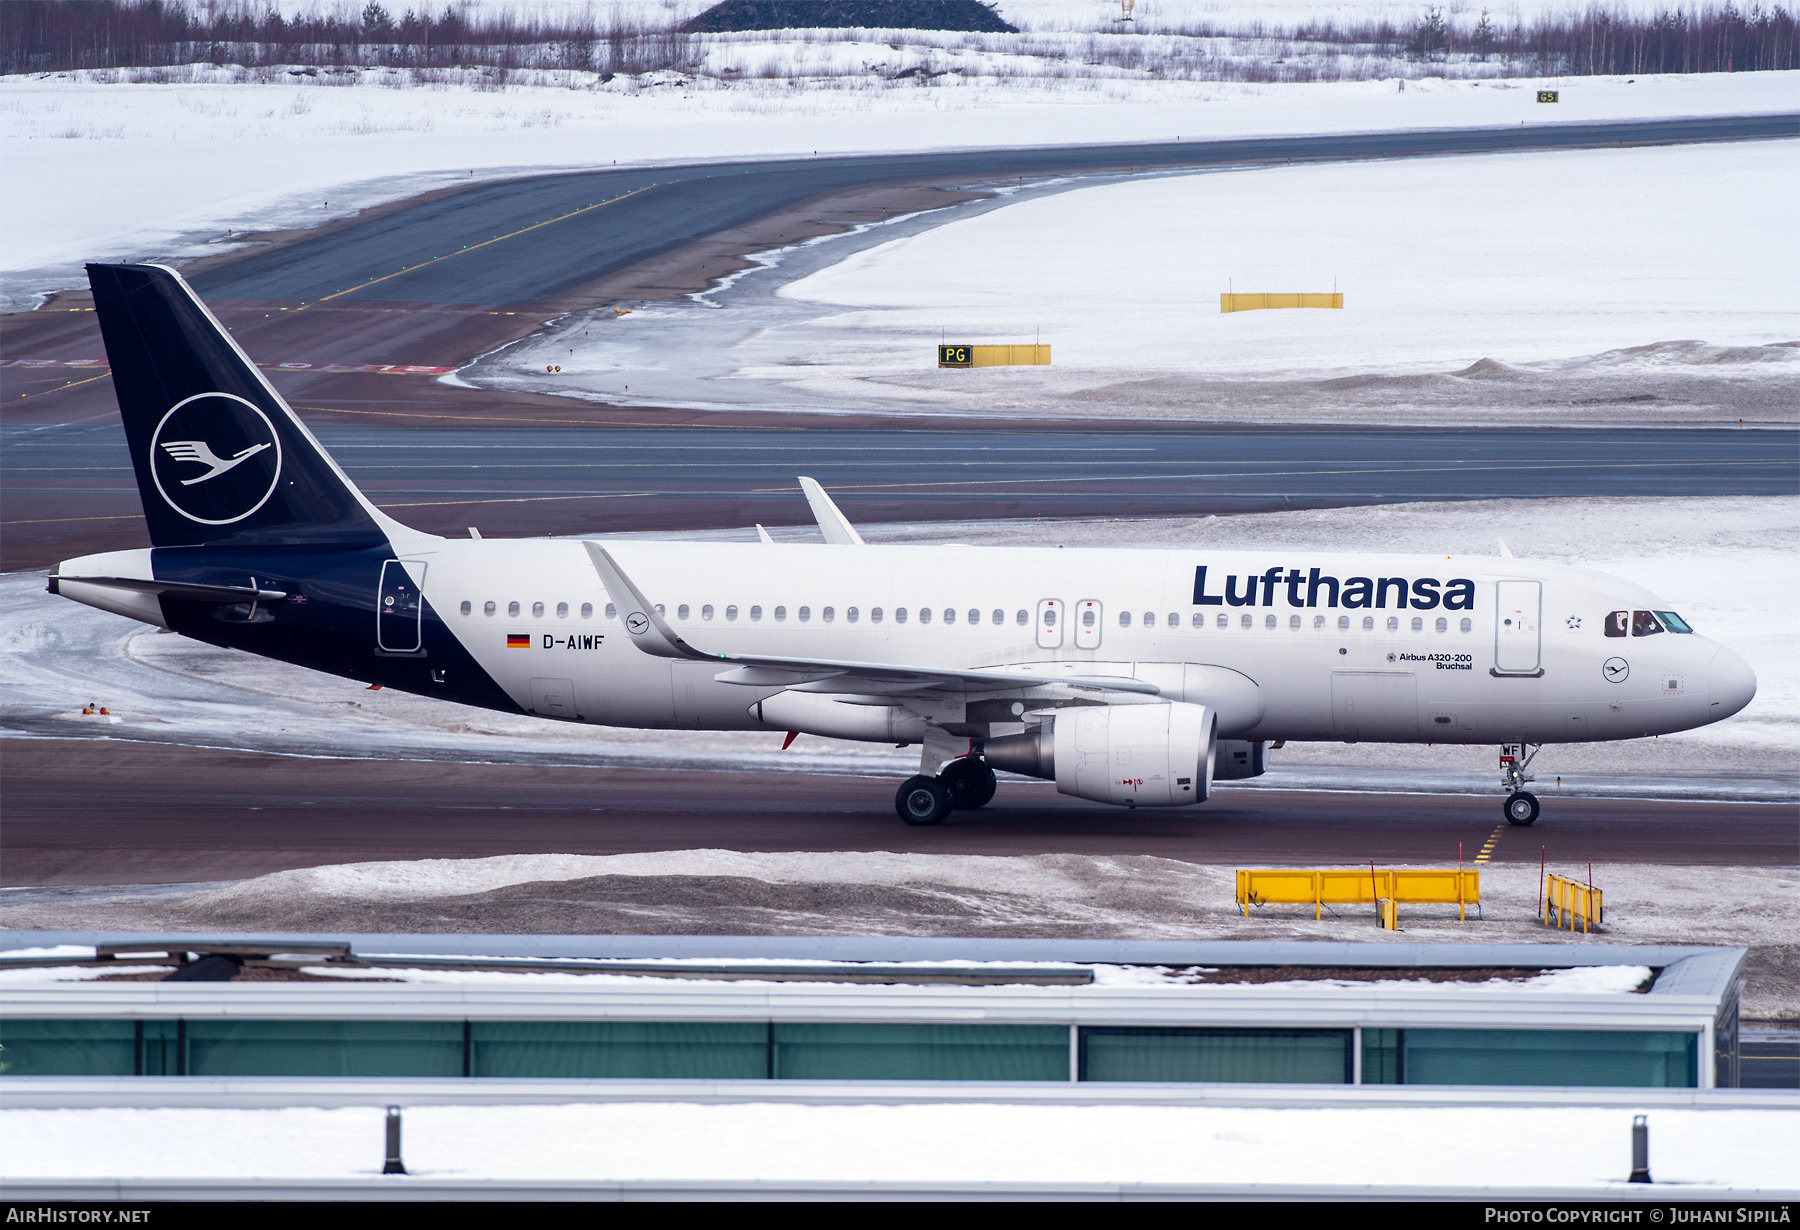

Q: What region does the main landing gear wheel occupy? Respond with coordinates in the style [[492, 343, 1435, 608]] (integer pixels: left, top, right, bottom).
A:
[[939, 758, 998, 810], [896, 775, 953, 826], [1505, 791, 1541, 826]]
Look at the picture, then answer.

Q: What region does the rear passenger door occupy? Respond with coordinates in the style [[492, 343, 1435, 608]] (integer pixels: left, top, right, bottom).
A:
[[377, 560, 426, 654]]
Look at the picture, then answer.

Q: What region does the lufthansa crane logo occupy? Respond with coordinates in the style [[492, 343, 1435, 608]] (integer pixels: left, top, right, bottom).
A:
[[149, 393, 282, 525], [160, 439, 270, 485], [625, 612, 650, 635]]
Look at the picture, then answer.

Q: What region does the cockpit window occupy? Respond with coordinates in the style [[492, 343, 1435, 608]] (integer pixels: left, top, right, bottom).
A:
[[1631, 609, 1664, 637], [1605, 610, 1629, 638], [1655, 611, 1692, 633]]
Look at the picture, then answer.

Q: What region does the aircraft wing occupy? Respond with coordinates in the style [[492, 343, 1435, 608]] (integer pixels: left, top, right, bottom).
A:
[[582, 542, 1159, 698]]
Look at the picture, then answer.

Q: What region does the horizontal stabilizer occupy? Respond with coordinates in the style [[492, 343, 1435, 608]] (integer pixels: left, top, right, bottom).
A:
[[47, 575, 287, 603]]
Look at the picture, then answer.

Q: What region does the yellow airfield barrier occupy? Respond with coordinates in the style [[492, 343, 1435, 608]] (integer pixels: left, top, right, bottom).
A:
[[1543, 873, 1604, 933], [1219, 293, 1344, 313], [937, 344, 1052, 368], [1237, 868, 1481, 926]]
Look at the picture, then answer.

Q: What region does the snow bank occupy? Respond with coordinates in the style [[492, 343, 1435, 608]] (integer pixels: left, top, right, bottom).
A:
[[4, 853, 1794, 1000], [784, 141, 1797, 373], [278, 962, 1654, 991], [501, 137, 1800, 416], [1087, 964, 1654, 991], [2, 1103, 1793, 1187], [196, 847, 1096, 904]]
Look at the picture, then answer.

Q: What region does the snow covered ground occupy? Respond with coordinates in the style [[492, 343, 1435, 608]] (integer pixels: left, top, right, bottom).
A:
[[6, 495, 1792, 799], [483, 137, 1800, 420], [3, 850, 1793, 991], [3, 1102, 1792, 1190], [2, 64, 1793, 312], [0, 946, 1659, 993], [7, 848, 1796, 1018]]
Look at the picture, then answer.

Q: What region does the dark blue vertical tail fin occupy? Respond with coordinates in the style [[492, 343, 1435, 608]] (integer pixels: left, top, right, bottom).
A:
[[87, 262, 394, 549]]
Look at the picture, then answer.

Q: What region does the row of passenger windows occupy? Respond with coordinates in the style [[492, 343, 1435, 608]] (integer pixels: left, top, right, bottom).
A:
[[455, 599, 1474, 634], [455, 600, 1032, 624]]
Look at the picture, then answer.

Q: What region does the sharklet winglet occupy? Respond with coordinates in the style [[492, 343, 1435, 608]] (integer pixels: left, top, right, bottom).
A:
[[798, 476, 866, 546]]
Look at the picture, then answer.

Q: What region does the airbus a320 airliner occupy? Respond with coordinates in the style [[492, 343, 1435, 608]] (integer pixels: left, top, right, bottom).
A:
[[52, 265, 1757, 826]]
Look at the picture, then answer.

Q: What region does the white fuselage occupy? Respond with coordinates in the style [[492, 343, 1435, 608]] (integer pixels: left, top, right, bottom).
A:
[[394, 536, 1754, 747]]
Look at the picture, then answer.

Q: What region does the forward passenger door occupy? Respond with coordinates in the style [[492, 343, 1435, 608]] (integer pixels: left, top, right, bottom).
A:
[[1494, 580, 1542, 676]]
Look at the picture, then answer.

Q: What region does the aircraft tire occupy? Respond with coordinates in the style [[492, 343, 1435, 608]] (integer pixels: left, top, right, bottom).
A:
[[940, 758, 998, 810], [1504, 791, 1541, 826], [896, 775, 953, 826]]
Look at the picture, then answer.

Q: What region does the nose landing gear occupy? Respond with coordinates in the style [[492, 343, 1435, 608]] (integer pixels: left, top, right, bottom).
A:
[[1500, 743, 1542, 825], [895, 756, 998, 825]]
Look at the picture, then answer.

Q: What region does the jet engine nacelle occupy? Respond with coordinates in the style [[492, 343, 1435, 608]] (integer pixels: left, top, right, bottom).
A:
[[986, 702, 1216, 807]]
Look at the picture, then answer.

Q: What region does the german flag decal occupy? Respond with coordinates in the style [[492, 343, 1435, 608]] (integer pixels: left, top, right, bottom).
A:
[[506, 634, 531, 649]]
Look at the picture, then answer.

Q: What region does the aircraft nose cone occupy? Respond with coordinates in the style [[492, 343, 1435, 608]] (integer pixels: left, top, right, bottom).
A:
[[1708, 645, 1757, 722]]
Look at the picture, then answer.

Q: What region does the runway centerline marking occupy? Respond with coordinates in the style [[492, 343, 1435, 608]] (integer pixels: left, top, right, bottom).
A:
[[1, 513, 146, 526], [294, 404, 812, 431], [746, 459, 1787, 493], [11, 372, 113, 402], [303, 183, 660, 307]]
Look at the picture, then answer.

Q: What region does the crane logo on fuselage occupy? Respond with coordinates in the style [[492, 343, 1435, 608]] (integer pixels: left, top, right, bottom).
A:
[[1193, 566, 1476, 610], [149, 392, 282, 526]]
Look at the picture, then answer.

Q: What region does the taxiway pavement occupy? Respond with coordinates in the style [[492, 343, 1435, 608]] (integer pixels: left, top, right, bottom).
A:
[[186, 115, 1797, 307], [3, 421, 1792, 572], [4, 740, 1792, 887]]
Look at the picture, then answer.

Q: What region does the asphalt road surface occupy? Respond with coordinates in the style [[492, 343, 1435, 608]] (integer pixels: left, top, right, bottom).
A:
[[4, 741, 1793, 886], [4, 420, 1793, 569], [191, 115, 1798, 306]]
